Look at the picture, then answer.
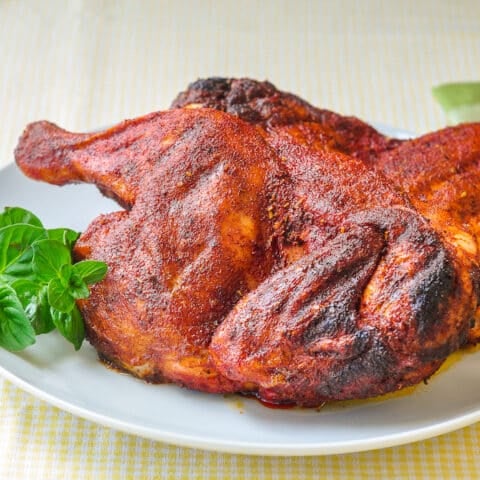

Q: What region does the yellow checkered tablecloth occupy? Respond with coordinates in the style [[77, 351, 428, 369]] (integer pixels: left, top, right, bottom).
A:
[[1, 380, 480, 479], [1, 1, 480, 478]]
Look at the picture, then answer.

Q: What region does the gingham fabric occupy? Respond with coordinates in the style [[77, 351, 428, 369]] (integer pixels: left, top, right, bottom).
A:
[[1, 381, 480, 479], [1, 1, 479, 478]]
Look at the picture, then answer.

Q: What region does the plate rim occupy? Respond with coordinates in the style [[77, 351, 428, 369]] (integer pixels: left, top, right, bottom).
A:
[[1, 348, 480, 456]]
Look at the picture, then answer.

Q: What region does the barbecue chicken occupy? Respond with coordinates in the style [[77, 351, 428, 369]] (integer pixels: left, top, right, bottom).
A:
[[14, 81, 479, 406]]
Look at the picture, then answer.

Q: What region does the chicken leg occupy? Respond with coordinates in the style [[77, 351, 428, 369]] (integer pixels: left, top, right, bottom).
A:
[[16, 108, 290, 392]]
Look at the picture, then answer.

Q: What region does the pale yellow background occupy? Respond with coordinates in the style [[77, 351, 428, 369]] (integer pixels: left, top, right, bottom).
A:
[[1, 1, 480, 478]]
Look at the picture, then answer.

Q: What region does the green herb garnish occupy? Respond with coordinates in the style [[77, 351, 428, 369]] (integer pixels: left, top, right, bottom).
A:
[[0, 207, 107, 351], [432, 82, 480, 124]]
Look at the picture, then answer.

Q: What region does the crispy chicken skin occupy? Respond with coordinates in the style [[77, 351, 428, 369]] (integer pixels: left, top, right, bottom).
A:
[[172, 77, 402, 164], [173, 77, 480, 346], [377, 125, 480, 342], [211, 124, 474, 405], [14, 100, 477, 405], [16, 109, 290, 392]]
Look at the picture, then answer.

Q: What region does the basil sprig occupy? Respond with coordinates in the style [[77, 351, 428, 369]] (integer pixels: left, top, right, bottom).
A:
[[0, 207, 107, 351]]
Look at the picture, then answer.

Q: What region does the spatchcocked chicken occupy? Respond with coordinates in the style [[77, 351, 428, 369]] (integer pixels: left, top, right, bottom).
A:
[[14, 79, 480, 406]]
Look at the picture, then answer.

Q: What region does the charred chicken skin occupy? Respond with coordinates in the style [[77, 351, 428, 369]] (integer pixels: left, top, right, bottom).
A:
[[173, 78, 480, 346], [16, 109, 290, 393], [377, 125, 480, 342], [14, 86, 478, 406], [171, 77, 403, 164]]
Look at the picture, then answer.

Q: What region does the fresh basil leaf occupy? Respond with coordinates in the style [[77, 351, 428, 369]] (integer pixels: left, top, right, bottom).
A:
[[0, 207, 43, 229], [47, 277, 75, 313], [73, 260, 107, 284], [57, 263, 89, 299], [11, 280, 55, 334], [31, 239, 72, 282], [0, 284, 36, 351], [10, 278, 40, 311], [1, 252, 36, 280], [69, 270, 90, 300], [51, 306, 84, 350], [47, 228, 80, 249], [59, 263, 73, 280], [0, 207, 107, 352], [432, 82, 480, 124], [0, 224, 46, 279]]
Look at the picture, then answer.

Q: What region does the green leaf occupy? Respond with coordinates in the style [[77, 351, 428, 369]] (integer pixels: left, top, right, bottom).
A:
[[31, 239, 72, 282], [432, 82, 480, 124], [47, 228, 80, 249], [69, 270, 90, 299], [0, 224, 46, 280], [57, 264, 90, 300], [51, 306, 84, 350], [0, 207, 99, 352], [73, 260, 107, 284], [0, 207, 43, 229], [47, 277, 75, 313], [12, 280, 55, 334], [0, 284, 36, 351]]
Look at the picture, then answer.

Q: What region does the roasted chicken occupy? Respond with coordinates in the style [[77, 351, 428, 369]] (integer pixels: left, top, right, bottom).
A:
[[14, 81, 479, 406], [377, 125, 480, 342], [173, 78, 480, 345], [172, 77, 403, 165], [16, 109, 289, 393]]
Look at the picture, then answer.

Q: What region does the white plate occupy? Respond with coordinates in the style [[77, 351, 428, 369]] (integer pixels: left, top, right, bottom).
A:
[[0, 125, 479, 456]]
